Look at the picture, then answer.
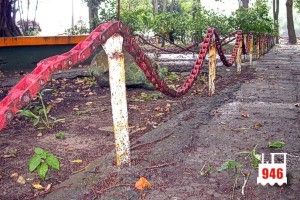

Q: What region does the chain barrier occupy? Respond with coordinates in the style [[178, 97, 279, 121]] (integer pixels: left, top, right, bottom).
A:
[[136, 31, 240, 54], [135, 34, 198, 53], [0, 21, 275, 131]]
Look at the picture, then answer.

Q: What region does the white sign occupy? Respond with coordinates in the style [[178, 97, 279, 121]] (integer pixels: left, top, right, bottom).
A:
[[257, 153, 287, 186]]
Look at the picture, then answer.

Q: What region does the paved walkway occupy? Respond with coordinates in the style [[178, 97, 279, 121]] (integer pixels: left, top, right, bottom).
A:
[[43, 45, 300, 200]]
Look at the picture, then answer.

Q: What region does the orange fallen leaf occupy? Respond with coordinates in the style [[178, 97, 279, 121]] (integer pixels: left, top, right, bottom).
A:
[[135, 177, 151, 190]]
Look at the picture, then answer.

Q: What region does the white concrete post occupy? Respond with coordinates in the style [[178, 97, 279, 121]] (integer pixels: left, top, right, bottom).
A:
[[236, 36, 242, 74], [249, 34, 254, 65], [208, 36, 217, 96], [102, 34, 130, 167]]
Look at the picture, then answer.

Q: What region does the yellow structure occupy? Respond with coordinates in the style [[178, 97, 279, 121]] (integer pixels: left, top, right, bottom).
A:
[[0, 35, 87, 47]]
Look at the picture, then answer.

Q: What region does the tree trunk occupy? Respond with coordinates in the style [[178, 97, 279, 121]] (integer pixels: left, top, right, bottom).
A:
[[238, 0, 249, 8], [0, 0, 22, 37], [88, 6, 99, 31], [152, 0, 158, 13], [286, 0, 297, 44], [273, 0, 279, 43], [162, 0, 167, 12]]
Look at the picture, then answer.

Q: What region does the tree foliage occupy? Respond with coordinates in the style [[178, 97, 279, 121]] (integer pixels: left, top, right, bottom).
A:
[[84, 0, 275, 42], [119, 0, 274, 42], [295, 0, 300, 12], [231, 0, 274, 34]]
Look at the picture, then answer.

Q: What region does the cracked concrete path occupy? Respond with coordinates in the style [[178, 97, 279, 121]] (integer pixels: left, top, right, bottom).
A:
[[42, 45, 300, 200]]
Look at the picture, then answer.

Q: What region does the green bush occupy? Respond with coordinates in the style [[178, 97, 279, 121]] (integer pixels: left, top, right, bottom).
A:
[[28, 147, 60, 180]]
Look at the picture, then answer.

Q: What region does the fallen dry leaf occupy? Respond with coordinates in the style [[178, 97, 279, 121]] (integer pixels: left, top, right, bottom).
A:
[[55, 98, 64, 103], [10, 172, 18, 178], [135, 177, 151, 190], [154, 106, 162, 112], [44, 183, 52, 192], [3, 154, 16, 158], [210, 110, 222, 117], [70, 159, 83, 164], [253, 122, 263, 130], [73, 107, 80, 111], [37, 133, 43, 137], [241, 112, 250, 118], [155, 113, 164, 117], [32, 182, 44, 190], [165, 103, 171, 112], [85, 102, 93, 106], [17, 176, 26, 185], [3, 149, 17, 158]]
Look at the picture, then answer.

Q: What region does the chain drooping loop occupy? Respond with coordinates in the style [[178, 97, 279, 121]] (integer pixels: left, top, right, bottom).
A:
[[121, 26, 244, 97], [0, 20, 274, 130]]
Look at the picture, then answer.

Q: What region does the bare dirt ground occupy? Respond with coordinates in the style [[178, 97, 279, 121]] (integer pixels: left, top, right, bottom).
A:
[[0, 45, 299, 200], [43, 45, 298, 200]]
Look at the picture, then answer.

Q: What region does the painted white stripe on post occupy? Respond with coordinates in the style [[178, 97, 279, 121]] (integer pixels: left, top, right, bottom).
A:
[[102, 34, 130, 167]]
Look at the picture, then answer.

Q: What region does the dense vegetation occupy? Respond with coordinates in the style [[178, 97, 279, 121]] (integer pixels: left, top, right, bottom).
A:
[[91, 0, 276, 44]]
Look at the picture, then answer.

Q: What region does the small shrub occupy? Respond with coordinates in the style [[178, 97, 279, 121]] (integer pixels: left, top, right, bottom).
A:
[[28, 147, 60, 180], [19, 93, 52, 128]]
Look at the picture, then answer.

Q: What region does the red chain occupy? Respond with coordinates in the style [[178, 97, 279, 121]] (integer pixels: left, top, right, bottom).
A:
[[0, 21, 274, 130]]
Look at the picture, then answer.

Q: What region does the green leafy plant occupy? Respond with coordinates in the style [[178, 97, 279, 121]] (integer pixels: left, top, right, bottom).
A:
[[239, 145, 261, 168], [268, 140, 285, 149], [198, 74, 208, 84], [19, 93, 52, 128], [28, 147, 60, 180], [64, 19, 89, 35], [19, 93, 65, 128], [19, 109, 40, 126], [55, 131, 66, 140], [218, 160, 242, 172], [166, 72, 180, 82], [249, 148, 261, 168]]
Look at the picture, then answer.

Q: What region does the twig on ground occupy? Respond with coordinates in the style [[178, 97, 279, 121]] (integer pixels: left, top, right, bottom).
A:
[[241, 172, 251, 196], [231, 175, 239, 200], [131, 132, 175, 150], [72, 165, 89, 174], [200, 163, 207, 176], [145, 162, 176, 170]]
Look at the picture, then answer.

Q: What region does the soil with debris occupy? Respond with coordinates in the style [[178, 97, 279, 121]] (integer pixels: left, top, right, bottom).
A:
[[0, 59, 253, 199], [1, 45, 299, 200]]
